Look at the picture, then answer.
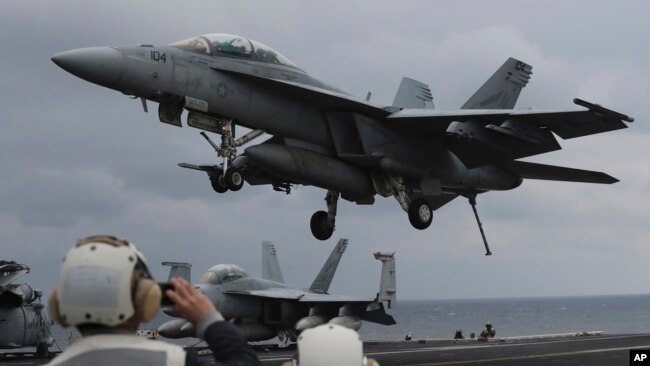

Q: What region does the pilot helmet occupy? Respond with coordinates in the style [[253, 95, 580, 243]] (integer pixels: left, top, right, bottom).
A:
[[48, 235, 161, 328], [291, 324, 375, 366]]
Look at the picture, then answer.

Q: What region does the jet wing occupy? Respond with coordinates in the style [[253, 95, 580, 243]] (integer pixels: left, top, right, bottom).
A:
[[298, 293, 375, 303], [387, 108, 513, 134], [387, 99, 633, 139], [222, 288, 373, 302], [210, 66, 390, 118], [223, 287, 306, 300]]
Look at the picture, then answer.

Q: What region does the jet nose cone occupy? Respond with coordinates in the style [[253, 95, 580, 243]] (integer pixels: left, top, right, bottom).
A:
[[52, 47, 124, 87]]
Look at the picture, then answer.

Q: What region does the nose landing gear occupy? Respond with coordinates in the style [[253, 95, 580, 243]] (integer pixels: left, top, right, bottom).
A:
[[198, 120, 264, 193]]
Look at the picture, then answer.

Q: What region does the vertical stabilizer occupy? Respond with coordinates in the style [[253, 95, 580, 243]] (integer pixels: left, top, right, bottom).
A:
[[373, 252, 396, 309], [392, 77, 434, 109], [162, 262, 192, 283], [461, 58, 532, 109], [262, 241, 285, 283], [309, 239, 348, 293]]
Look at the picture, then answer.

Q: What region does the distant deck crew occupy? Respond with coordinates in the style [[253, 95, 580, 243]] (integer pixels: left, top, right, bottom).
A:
[[479, 322, 496, 339]]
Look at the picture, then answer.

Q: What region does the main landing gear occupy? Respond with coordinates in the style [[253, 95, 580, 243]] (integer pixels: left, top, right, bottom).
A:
[[310, 190, 339, 240], [391, 176, 434, 231], [406, 195, 492, 255], [199, 120, 264, 193], [408, 199, 432, 230], [392, 175, 492, 255]]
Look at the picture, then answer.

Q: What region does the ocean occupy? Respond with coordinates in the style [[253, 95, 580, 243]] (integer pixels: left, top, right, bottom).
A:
[[359, 294, 650, 340], [47, 294, 650, 350]]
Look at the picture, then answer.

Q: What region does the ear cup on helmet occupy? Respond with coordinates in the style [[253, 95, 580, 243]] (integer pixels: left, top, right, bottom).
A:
[[48, 288, 68, 327], [133, 278, 161, 323]]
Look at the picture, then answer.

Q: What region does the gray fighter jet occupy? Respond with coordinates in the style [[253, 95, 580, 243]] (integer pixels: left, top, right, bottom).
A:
[[52, 34, 634, 248], [157, 240, 396, 344], [0, 261, 53, 356]]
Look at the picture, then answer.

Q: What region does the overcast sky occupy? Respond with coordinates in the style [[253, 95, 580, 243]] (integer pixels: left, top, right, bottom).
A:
[[1, 1, 648, 300]]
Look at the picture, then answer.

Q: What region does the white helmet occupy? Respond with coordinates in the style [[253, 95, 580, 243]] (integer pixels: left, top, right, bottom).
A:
[[49, 235, 161, 328], [295, 324, 368, 366]]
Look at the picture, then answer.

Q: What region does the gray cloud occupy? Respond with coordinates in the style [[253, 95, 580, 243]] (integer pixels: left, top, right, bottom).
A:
[[0, 0, 648, 300]]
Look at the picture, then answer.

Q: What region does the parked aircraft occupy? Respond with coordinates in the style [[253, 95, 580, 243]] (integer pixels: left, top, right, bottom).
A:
[[0, 261, 52, 356], [158, 240, 396, 344]]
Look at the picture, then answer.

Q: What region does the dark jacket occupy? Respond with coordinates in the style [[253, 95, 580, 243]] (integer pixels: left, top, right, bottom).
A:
[[186, 321, 262, 366]]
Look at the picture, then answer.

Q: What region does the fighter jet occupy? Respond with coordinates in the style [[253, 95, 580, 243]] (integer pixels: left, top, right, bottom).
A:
[[158, 240, 396, 345], [0, 261, 53, 356], [52, 34, 634, 248]]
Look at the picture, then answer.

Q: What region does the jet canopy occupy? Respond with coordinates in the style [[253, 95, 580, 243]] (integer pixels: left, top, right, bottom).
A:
[[170, 33, 298, 69], [200, 264, 248, 285]]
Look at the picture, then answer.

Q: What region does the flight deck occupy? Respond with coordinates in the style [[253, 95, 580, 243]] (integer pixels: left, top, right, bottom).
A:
[[3, 333, 647, 365]]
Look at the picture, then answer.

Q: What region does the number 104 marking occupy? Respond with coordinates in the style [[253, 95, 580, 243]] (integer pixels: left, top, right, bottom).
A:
[[150, 50, 166, 63]]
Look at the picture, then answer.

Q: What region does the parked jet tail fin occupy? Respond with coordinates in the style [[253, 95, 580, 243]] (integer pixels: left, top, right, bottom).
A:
[[162, 262, 192, 283], [309, 239, 348, 293], [262, 241, 284, 283], [503, 161, 619, 184], [392, 77, 434, 109], [461, 58, 532, 109], [374, 252, 396, 309]]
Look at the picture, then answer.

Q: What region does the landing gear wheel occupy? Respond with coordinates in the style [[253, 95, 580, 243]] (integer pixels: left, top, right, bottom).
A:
[[310, 210, 334, 241], [225, 168, 244, 191], [36, 342, 48, 358], [408, 199, 432, 230], [211, 174, 228, 193]]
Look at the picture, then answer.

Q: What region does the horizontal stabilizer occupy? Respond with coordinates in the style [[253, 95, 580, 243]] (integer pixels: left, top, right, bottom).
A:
[[178, 163, 220, 172], [503, 161, 619, 184], [360, 302, 396, 325]]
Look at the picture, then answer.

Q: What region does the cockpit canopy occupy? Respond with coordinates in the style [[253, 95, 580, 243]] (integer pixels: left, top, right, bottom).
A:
[[200, 264, 249, 285], [170, 33, 298, 69]]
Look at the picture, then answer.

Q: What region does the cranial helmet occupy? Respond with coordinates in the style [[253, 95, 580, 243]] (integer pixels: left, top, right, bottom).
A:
[[48, 235, 161, 328], [293, 324, 370, 366]]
